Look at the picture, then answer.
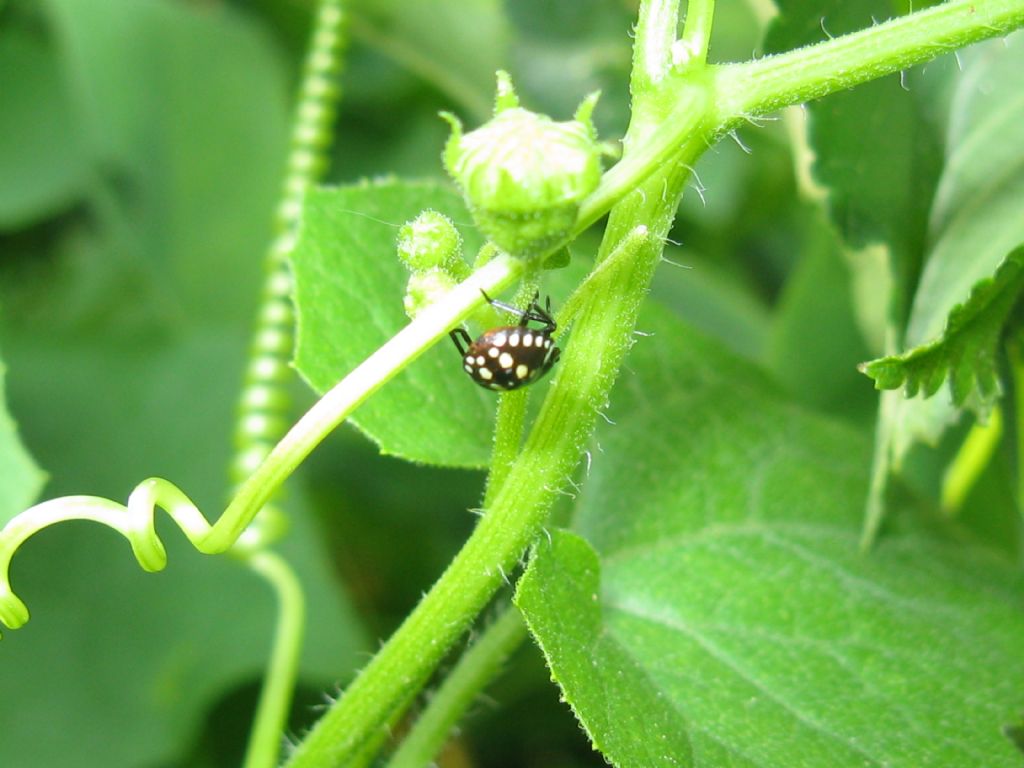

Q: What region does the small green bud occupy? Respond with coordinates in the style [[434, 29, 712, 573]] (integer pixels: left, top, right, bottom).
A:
[[397, 210, 465, 275], [443, 72, 601, 257], [403, 268, 458, 319]]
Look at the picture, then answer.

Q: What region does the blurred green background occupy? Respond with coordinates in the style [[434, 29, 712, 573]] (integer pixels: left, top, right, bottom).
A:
[[1, 0, 995, 766]]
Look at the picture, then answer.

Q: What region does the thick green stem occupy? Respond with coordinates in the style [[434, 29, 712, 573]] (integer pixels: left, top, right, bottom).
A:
[[715, 0, 1024, 120], [581, 0, 1024, 236]]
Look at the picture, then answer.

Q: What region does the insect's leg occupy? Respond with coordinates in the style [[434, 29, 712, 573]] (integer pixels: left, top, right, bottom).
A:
[[483, 288, 554, 329], [480, 289, 528, 321], [530, 297, 556, 330], [450, 327, 472, 355]]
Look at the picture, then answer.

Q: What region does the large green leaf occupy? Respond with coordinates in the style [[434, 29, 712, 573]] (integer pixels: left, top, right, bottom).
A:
[[517, 530, 694, 766], [291, 180, 497, 468], [516, 309, 1024, 767]]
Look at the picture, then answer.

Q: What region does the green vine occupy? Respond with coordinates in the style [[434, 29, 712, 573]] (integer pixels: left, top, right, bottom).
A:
[[1, 1, 1023, 767]]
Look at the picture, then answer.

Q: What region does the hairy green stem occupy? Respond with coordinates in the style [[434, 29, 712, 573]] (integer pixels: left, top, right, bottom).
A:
[[483, 390, 530, 505], [714, 0, 1024, 119], [581, 0, 1024, 235], [385, 607, 528, 768]]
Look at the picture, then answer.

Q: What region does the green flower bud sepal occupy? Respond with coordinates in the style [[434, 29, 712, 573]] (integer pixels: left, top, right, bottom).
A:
[[442, 72, 601, 258]]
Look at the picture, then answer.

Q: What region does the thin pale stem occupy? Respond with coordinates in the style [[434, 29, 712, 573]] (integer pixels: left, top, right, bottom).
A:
[[206, 255, 524, 552], [241, 552, 306, 768], [940, 407, 1003, 516]]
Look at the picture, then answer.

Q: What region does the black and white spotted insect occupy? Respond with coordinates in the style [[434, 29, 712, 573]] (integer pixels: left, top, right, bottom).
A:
[[450, 291, 561, 391]]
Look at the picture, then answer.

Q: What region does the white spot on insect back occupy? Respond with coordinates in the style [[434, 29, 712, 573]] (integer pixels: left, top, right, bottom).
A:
[[515, 364, 529, 379], [478, 367, 493, 380], [544, 339, 552, 348], [523, 333, 533, 346], [493, 332, 507, 346], [509, 333, 520, 346], [464, 364, 473, 373], [476, 355, 486, 365], [498, 352, 514, 369], [535, 335, 545, 347], [488, 347, 500, 358]]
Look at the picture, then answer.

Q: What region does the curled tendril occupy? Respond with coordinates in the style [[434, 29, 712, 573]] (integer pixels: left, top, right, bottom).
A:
[[0, 251, 524, 639], [0, 478, 261, 635]]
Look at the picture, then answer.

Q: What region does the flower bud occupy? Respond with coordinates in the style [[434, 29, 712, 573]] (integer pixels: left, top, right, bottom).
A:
[[397, 210, 466, 276], [443, 72, 601, 257], [403, 268, 458, 319]]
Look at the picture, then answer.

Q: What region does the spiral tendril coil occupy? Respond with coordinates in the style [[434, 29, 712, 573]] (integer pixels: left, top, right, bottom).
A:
[[0, 0, 348, 637], [0, 479, 222, 634]]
